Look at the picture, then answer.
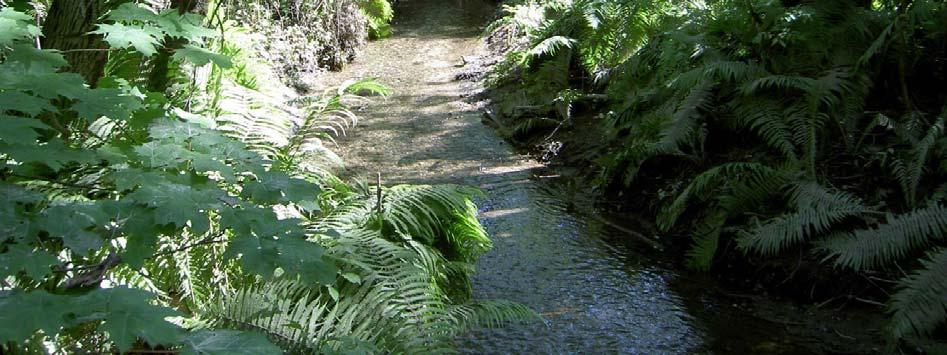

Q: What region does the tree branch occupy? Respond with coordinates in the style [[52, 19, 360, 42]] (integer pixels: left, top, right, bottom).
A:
[[59, 234, 227, 289]]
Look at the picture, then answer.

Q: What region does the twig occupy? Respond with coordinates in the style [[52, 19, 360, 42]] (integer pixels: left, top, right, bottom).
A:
[[816, 295, 846, 308], [776, 249, 804, 287], [854, 297, 885, 307], [586, 213, 663, 250], [59, 48, 120, 53], [834, 329, 857, 341], [376, 172, 383, 217]]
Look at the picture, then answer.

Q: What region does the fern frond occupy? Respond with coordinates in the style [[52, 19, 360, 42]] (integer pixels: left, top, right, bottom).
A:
[[702, 60, 762, 83], [657, 162, 777, 232], [891, 116, 944, 207], [660, 81, 714, 150], [446, 200, 493, 262], [729, 97, 798, 159], [738, 182, 871, 256], [741, 74, 816, 95], [817, 204, 947, 271], [526, 36, 577, 60], [687, 209, 727, 271], [888, 248, 947, 339], [339, 77, 391, 97], [447, 300, 539, 331], [381, 184, 481, 246], [201, 228, 452, 353]]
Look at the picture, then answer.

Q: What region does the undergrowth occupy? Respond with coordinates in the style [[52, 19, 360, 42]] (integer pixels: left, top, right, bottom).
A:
[[484, 0, 947, 347], [0, 1, 531, 353]]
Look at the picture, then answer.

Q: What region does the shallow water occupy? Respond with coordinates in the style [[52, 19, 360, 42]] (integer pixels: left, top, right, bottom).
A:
[[313, 0, 882, 353], [457, 178, 706, 353]]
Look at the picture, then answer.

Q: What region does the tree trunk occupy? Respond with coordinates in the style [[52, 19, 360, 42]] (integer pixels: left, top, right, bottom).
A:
[[41, 0, 109, 86], [146, 0, 201, 93]]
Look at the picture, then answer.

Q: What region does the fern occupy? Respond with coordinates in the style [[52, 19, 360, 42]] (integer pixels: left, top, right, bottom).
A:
[[817, 204, 947, 271], [728, 97, 798, 159], [358, 0, 395, 39], [200, 229, 443, 353], [888, 248, 947, 339], [381, 185, 483, 247], [526, 35, 577, 61], [686, 209, 727, 271], [891, 117, 945, 207], [200, 225, 533, 353], [485, 0, 947, 344], [660, 81, 714, 151], [738, 182, 872, 255], [657, 162, 778, 232]]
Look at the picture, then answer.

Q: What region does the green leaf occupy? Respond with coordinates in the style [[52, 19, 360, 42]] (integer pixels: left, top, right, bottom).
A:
[[107, 203, 161, 268], [226, 235, 280, 277], [126, 182, 223, 233], [0, 244, 58, 280], [0, 63, 87, 99], [0, 290, 73, 343], [3, 44, 68, 71], [105, 4, 215, 41], [38, 204, 109, 253], [0, 199, 35, 243], [227, 234, 336, 284], [0, 116, 52, 145], [134, 141, 189, 169], [96, 145, 131, 164], [0, 139, 96, 170], [149, 120, 206, 143], [156, 11, 216, 41], [181, 330, 281, 355], [0, 8, 41, 46], [106, 3, 161, 23], [220, 207, 284, 236], [80, 287, 183, 351], [341, 272, 362, 285], [242, 170, 321, 205], [92, 23, 162, 56], [0, 182, 44, 203], [173, 45, 232, 68], [107, 168, 170, 192], [0, 91, 55, 116], [275, 237, 337, 284], [71, 87, 145, 121], [192, 153, 235, 181], [0, 7, 33, 22]]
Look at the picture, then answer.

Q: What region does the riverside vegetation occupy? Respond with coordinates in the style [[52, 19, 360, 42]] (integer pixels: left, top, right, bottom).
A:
[[0, 0, 945, 353], [0, 0, 531, 353], [482, 0, 947, 350]]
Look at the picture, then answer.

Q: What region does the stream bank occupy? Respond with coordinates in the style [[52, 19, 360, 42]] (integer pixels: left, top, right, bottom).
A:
[[313, 0, 891, 353]]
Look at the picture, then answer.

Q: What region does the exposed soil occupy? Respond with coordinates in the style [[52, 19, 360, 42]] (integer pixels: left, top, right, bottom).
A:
[[310, 0, 895, 353]]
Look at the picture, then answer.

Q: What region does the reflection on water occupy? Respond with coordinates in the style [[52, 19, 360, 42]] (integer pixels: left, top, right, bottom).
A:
[[457, 172, 705, 354]]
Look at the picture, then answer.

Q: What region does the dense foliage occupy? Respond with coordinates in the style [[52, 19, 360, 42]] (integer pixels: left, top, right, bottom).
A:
[[226, 0, 395, 90], [485, 0, 947, 345], [0, 1, 529, 353]]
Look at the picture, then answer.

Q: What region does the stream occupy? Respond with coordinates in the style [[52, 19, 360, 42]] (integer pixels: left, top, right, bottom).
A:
[[314, 0, 881, 353]]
